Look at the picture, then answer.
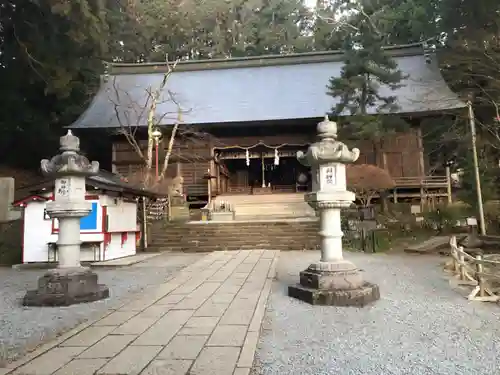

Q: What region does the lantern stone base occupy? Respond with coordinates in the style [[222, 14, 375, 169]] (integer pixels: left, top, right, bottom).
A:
[[22, 267, 109, 307], [288, 261, 380, 307]]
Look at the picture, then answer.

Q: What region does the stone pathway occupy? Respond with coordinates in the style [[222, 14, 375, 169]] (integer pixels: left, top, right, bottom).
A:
[[2, 250, 278, 375]]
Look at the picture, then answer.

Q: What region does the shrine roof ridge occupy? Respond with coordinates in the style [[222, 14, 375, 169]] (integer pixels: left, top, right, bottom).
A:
[[105, 42, 427, 75]]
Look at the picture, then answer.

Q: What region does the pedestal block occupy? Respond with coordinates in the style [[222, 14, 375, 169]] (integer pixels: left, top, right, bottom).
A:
[[288, 282, 380, 307], [23, 268, 109, 306], [289, 259, 379, 306]]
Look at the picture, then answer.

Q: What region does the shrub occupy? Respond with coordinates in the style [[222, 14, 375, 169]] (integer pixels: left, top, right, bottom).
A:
[[346, 164, 395, 206]]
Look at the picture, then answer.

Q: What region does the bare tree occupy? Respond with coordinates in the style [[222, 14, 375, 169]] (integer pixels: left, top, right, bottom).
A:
[[108, 59, 213, 195]]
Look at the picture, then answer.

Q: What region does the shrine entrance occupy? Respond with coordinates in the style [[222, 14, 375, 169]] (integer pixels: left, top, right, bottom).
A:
[[215, 143, 311, 195]]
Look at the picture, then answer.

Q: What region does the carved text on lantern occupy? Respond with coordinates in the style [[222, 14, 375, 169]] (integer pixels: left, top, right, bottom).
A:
[[56, 178, 70, 198], [325, 167, 334, 185]]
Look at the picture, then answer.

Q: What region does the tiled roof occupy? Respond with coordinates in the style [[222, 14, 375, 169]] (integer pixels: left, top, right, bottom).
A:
[[70, 44, 465, 129]]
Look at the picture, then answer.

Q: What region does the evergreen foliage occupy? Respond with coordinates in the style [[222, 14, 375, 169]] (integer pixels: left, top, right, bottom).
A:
[[326, 1, 408, 139]]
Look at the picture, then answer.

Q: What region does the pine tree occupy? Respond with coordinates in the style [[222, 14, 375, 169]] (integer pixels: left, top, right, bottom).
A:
[[326, 10, 408, 140]]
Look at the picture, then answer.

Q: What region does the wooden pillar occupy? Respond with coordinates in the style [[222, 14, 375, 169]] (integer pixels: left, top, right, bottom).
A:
[[176, 160, 181, 176], [216, 164, 221, 195], [416, 128, 425, 176], [420, 186, 425, 211], [111, 142, 117, 174], [446, 165, 452, 204]]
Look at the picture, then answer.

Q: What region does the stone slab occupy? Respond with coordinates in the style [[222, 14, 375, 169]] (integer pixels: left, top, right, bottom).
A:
[[93, 311, 137, 326], [133, 310, 194, 345], [157, 335, 208, 359], [138, 305, 172, 319], [220, 308, 255, 325], [190, 347, 241, 375], [207, 325, 248, 347], [249, 280, 272, 332], [234, 367, 251, 375], [96, 345, 162, 375], [141, 359, 193, 375], [185, 316, 220, 329], [118, 298, 155, 312], [61, 326, 115, 347], [52, 358, 108, 375], [13, 347, 86, 375], [157, 293, 185, 305], [77, 334, 136, 359], [194, 302, 229, 317], [237, 331, 259, 368], [0, 177, 15, 223], [288, 282, 380, 307], [210, 292, 237, 304], [113, 316, 159, 335]]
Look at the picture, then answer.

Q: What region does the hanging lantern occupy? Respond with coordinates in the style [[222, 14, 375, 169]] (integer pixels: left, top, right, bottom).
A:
[[245, 149, 250, 166], [274, 148, 279, 166]]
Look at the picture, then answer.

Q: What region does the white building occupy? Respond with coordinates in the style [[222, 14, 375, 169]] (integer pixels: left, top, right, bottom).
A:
[[13, 171, 162, 264]]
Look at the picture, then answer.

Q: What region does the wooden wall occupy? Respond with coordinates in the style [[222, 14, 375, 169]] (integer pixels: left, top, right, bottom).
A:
[[112, 127, 425, 197]]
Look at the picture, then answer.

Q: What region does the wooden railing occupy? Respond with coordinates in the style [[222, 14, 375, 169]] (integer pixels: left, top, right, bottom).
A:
[[446, 235, 500, 302], [393, 176, 448, 188]]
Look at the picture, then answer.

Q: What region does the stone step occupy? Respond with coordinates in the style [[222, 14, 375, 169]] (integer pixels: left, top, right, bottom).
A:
[[150, 220, 321, 252], [215, 193, 306, 204]]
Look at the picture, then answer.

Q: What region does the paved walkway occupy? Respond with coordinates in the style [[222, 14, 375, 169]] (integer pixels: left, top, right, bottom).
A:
[[2, 250, 279, 375]]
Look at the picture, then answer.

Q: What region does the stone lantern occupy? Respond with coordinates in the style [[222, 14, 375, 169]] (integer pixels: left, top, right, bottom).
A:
[[288, 116, 380, 307], [23, 131, 109, 306]]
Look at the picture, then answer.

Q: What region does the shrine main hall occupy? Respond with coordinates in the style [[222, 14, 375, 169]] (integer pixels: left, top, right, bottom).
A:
[[70, 43, 465, 204]]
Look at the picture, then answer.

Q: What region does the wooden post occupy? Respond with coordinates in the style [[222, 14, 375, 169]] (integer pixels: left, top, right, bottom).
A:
[[141, 197, 148, 250], [111, 142, 117, 174], [167, 194, 172, 222], [216, 164, 221, 195], [475, 254, 485, 297], [207, 169, 212, 205], [261, 153, 266, 188], [445, 165, 452, 204], [459, 251, 466, 281], [393, 188, 398, 203], [453, 247, 460, 274], [420, 186, 425, 212]]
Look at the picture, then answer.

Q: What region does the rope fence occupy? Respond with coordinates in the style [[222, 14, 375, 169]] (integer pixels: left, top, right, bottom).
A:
[[446, 235, 500, 302]]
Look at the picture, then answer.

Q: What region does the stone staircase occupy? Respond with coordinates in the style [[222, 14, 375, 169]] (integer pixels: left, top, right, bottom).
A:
[[150, 219, 321, 252], [213, 193, 316, 220]]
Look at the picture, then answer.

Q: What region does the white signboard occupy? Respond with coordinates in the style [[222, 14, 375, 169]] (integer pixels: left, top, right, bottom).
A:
[[466, 217, 478, 226], [320, 164, 337, 190], [410, 205, 421, 214]]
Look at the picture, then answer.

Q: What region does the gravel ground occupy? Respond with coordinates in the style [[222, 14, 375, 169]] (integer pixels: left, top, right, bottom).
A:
[[0, 252, 204, 364], [254, 251, 500, 375]]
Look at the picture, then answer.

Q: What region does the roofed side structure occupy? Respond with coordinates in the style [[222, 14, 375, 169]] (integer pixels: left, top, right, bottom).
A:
[[70, 43, 466, 129], [14, 170, 163, 200]]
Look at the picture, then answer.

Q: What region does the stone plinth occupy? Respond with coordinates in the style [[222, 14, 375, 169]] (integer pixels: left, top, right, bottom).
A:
[[288, 260, 379, 307], [288, 282, 380, 307], [287, 116, 380, 307], [23, 267, 109, 306]]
